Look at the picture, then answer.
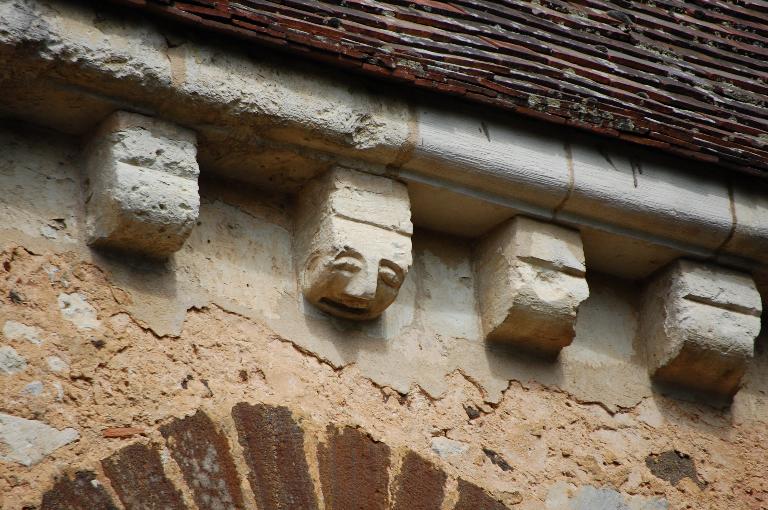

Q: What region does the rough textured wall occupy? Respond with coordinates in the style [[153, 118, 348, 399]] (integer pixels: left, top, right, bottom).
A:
[[2, 123, 768, 509]]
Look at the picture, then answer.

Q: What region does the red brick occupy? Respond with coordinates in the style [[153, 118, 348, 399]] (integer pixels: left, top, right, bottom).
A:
[[232, 403, 319, 510], [40, 471, 118, 510], [319, 425, 391, 510], [160, 411, 245, 510], [392, 451, 446, 510], [101, 442, 187, 510], [454, 479, 509, 510]]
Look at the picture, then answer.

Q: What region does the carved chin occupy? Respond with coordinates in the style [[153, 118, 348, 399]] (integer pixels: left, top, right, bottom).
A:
[[317, 297, 375, 320]]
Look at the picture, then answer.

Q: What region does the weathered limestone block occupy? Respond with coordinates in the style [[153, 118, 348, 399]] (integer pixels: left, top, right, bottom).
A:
[[0, 413, 79, 466], [640, 260, 762, 396], [295, 167, 412, 320], [84, 111, 199, 257], [474, 216, 589, 357]]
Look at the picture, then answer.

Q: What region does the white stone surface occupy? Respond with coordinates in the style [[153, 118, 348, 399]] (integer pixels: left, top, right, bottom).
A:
[[295, 167, 413, 320], [640, 259, 762, 396], [722, 179, 768, 262], [46, 356, 68, 373], [474, 216, 589, 357], [2, 321, 43, 345], [83, 111, 199, 257], [0, 413, 79, 466], [58, 292, 101, 330], [563, 143, 732, 253], [430, 437, 469, 457], [0, 346, 26, 375], [21, 381, 43, 396]]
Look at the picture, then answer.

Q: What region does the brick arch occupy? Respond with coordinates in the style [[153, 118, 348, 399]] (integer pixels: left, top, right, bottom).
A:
[[39, 403, 509, 510]]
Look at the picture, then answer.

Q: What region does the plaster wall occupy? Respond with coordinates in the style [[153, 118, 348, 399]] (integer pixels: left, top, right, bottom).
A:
[[2, 123, 768, 509]]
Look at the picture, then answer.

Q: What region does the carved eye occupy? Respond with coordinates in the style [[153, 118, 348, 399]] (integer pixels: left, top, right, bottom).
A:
[[332, 256, 362, 274], [379, 265, 402, 287]]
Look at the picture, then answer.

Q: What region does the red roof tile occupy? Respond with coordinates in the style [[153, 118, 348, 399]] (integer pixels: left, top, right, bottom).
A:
[[108, 0, 768, 177]]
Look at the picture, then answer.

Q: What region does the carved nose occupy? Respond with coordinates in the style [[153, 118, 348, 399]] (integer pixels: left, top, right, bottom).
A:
[[342, 269, 378, 303]]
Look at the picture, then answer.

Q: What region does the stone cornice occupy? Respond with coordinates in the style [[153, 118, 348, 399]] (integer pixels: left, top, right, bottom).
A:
[[0, 0, 767, 278]]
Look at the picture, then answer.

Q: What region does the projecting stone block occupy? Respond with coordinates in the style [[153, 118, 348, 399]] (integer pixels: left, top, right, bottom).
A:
[[474, 216, 589, 357], [84, 111, 199, 257], [295, 167, 412, 320], [640, 260, 762, 397]]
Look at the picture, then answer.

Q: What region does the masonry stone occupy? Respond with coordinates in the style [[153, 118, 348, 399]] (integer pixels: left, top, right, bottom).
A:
[[83, 111, 199, 258], [57, 292, 101, 330], [295, 167, 413, 320], [21, 381, 44, 396], [2, 320, 43, 345], [640, 259, 762, 396], [0, 413, 79, 466], [46, 356, 68, 372], [474, 216, 589, 357], [0, 345, 27, 375], [430, 437, 469, 457]]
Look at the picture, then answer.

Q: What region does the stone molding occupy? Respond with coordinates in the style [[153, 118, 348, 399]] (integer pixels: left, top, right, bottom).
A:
[[83, 111, 200, 258], [3, 0, 768, 272], [474, 216, 589, 357], [73, 112, 766, 396], [640, 259, 762, 397]]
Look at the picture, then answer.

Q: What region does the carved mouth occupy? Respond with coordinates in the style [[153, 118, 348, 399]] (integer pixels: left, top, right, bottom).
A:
[[319, 298, 370, 316]]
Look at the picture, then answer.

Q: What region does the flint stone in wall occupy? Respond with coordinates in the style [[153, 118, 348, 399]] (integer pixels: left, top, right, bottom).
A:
[[474, 216, 589, 357], [0, 413, 79, 466], [3, 320, 44, 345], [0, 345, 27, 375], [545, 483, 668, 510], [641, 259, 762, 397], [84, 111, 199, 258]]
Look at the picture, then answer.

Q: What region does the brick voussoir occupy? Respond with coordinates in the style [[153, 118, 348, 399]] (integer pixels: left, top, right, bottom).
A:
[[318, 425, 392, 510], [101, 442, 187, 510], [160, 410, 246, 510], [231, 402, 319, 510], [37, 402, 512, 510]]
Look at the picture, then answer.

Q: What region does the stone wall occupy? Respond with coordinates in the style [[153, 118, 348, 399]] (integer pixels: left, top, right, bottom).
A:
[[1, 122, 768, 508]]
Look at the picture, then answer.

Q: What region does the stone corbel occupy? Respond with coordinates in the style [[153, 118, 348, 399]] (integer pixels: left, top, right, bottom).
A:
[[474, 216, 589, 357], [640, 260, 762, 397], [83, 111, 200, 258], [295, 167, 413, 320]]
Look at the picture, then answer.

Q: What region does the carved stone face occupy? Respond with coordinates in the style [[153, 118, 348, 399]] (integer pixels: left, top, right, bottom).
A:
[[301, 219, 412, 320], [295, 167, 413, 321]]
